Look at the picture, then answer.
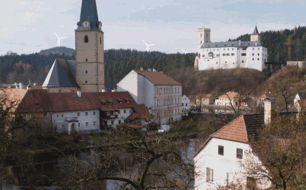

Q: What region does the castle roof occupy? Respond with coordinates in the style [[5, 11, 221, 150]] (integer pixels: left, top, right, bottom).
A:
[[77, 0, 101, 31], [42, 59, 79, 88], [200, 40, 266, 49], [134, 70, 181, 86], [252, 26, 259, 35]]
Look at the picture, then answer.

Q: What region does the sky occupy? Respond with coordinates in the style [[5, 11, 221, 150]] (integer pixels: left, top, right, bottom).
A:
[[0, 0, 305, 55]]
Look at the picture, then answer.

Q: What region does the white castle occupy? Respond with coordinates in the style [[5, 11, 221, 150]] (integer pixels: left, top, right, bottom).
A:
[[194, 26, 268, 72]]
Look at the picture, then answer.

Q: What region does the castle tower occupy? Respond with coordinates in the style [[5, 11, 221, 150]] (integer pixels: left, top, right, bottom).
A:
[[251, 25, 261, 42], [198, 28, 211, 49], [75, 0, 105, 92]]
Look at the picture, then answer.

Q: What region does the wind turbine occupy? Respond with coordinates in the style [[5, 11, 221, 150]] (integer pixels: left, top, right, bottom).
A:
[[182, 49, 188, 54], [53, 32, 68, 47], [142, 39, 155, 52]]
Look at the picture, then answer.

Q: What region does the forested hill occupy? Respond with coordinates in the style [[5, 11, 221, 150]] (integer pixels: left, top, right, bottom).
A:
[[229, 26, 306, 63], [0, 49, 196, 84]]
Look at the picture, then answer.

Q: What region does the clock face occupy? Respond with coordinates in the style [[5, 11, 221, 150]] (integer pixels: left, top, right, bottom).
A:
[[83, 21, 90, 28]]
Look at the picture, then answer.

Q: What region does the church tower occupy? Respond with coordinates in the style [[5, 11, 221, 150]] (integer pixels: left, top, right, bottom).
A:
[[251, 25, 261, 42], [198, 28, 211, 49], [75, 0, 105, 92]]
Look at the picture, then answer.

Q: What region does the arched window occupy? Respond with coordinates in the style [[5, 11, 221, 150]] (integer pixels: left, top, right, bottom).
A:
[[84, 35, 88, 43], [100, 37, 102, 44]]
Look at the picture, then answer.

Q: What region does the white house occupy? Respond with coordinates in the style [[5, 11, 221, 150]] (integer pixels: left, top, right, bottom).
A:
[[117, 68, 182, 125], [182, 95, 190, 112], [15, 89, 149, 134], [194, 26, 268, 72], [193, 99, 275, 190], [215, 92, 239, 106], [294, 92, 306, 106]]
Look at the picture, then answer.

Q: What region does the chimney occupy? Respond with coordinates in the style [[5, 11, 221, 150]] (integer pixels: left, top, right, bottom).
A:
[[148, 68, 152, 72], [33, 83, 37, 86], [19, 83, 23, 89], [102, 89, 106, 93], [77, 90, 82, 98], [112, 87, 117, 92], [140, 67, 143, 71], [264, 98, 276, 125], [153, 68, 156, 72]]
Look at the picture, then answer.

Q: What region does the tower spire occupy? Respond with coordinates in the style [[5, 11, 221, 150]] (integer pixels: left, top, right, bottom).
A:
[[77, 0, 101, 30]]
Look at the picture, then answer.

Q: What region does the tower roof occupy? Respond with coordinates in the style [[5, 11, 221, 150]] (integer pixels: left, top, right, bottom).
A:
[[42, 59, 79, 88], [77, 0, 101, 30], [252, 25, 259, 35]]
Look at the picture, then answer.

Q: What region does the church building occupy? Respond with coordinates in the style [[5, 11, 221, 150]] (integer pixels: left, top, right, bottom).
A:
[[194, 26, 268, 72], [42, 0, 105, 93]]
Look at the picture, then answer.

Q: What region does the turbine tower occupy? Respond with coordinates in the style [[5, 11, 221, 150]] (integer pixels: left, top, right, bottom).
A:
[[142, 39, 155, 52], [53, 32, 68, 47]]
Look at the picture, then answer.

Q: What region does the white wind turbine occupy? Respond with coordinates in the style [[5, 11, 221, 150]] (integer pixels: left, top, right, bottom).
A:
[[182, 49, 188, 54], [142, 39, 155, 52], [53, 32, 68, 47]]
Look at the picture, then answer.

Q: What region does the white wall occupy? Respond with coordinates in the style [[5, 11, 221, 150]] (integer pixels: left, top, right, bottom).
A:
[[117, 70, 139, 103], [52, 110, 100, 133], [182, 95, 190, 111], [194, 138, 252, 190]]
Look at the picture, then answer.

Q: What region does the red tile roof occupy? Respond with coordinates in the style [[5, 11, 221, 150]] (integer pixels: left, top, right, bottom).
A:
[[193, 114, 264, 158], [218, 92, 239, 99], [15, 90, 149, 119], [134, 70, 181, 86], [0, 89, 28, 112]]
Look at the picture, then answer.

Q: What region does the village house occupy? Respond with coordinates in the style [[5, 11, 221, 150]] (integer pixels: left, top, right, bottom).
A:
[[195, 94, 214, 106], [215, 92, 239, 106], [117, 68, 182, 125], [193, 98, 275, 189], [15, 89, 149, 134]]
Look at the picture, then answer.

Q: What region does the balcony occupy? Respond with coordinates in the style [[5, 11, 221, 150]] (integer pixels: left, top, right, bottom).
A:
[[102, 115, 118, 120], [65, 117, 79, 122]]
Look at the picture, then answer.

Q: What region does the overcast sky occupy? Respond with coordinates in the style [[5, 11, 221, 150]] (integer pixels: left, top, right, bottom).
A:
[[0, 0, 305, 55]]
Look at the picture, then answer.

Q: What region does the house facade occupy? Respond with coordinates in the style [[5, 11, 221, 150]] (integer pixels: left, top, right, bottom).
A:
[[193, 99, 275, 189], [194, 26, 268, 72], [215, 92, 239, 106], [15, 89, 148, 134], [117, 69, 182, 125], [182, 95, 190, 112]]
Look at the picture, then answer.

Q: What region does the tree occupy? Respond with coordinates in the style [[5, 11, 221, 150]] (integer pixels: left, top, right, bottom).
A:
[[59, 126, 194, 190], [240, 114, 306, 190]]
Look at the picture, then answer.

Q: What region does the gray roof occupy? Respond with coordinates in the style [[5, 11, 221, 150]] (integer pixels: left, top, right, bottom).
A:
[[200, 40, 266, 49], [252, 26, 259, 35], [42, 59, 79, 88], [298, 92, 306, 100], [77, 0, 101, 31]]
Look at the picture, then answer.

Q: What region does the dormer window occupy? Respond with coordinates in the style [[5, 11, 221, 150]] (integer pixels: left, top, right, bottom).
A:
[[84, 35, 89, 43]]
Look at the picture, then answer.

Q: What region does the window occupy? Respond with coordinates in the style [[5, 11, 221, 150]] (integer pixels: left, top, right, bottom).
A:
[[124, 110, 126, 114], [237, 148, 243, 159], [85, 112, 88, 116], [77, 112, 80, 116], [85, 81, 88, 84], [86, 59, 88, 62], [57, 114, 59, 117], [242, 60, 244, 63], [258, 58, 260, 61], [206, 168, 214, 182], [218, 145, 224, 155], [86, 71, 88, 74], [44, 112, 47, 117], [86, 122, 88, 126], [93, 111, 96, 115], [118, 110, 120, 114], [84, 35, 88, 43], [241, 53, 246, 56], [258, 53, 260, 56], [78, 123, 80, 127], [62, 114, 63, 117], [93, 121, 96, 126], [186, 103, 188, 106], [111, 120, 114, 125], [252, 53, 254, 56], [231, 53, 234, 56], [252, 58, 254, 61], [216, 62, 218, 64], [242, 47, 247, 50], [100, 37, 102, 44]]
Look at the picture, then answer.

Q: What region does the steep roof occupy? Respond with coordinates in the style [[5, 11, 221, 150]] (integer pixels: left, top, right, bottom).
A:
[[42, 59, 79, 88], [252, 26, 259, 35], [193, 114, 264, 158], [134, 70, 181, 86], [77, 0, 100, 30], [201, 40, 266, 49], [218, 92, 239, 99], [195, 94, 212, 99], [0, 89, 28, 112], [15, 90, 149, 120]]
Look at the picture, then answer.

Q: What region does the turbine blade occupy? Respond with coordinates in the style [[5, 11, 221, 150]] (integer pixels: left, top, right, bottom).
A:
[[53, 31, 59, 39], [142, 39, 148, 46], [60, 37, 68, 39]]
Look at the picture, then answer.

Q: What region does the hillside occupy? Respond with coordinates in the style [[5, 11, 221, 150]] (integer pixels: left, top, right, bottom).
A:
[[230, 26, 306, 63], [39, 47, 76, 55]]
